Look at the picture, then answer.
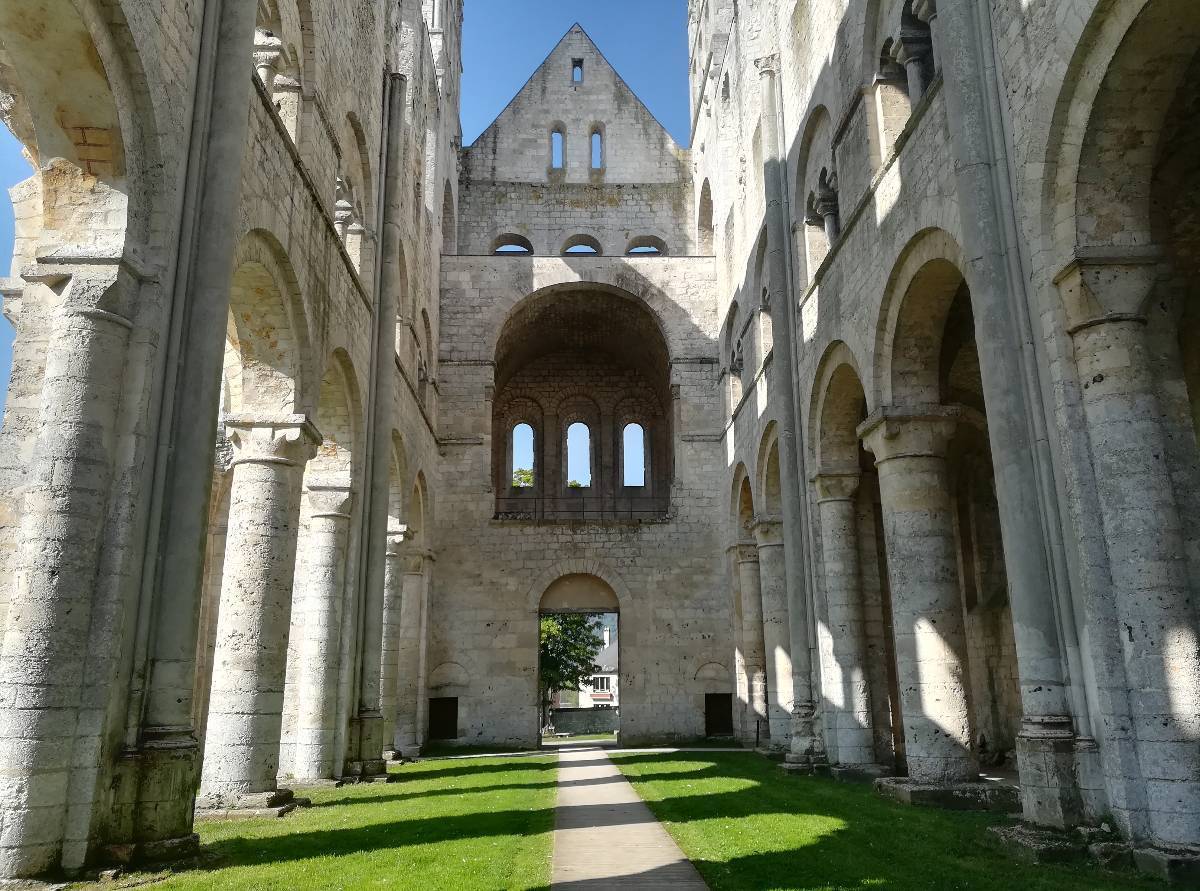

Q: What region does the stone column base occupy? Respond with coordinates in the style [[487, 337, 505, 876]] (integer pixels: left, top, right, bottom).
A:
[[824, 763, 894, 783], [98, 832, 201, 868], [1015, 721, 1082, 829], [194, 788, 309, 820], [874, 776, 1020, 813]]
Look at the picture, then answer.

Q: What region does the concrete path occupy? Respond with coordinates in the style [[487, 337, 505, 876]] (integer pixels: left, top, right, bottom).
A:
[[550, 745, 709, 889]]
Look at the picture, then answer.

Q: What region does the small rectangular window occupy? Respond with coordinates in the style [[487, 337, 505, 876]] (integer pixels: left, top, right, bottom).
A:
[[572, 59, 584, 83]]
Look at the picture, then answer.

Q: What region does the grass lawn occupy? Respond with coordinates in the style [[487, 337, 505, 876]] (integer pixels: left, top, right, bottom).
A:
[[613, 752, 1159, 891], [85, 755, 556, 891]]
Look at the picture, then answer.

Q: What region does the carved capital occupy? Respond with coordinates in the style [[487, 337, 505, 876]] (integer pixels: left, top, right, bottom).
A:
[[223, 415, 321, 467], [813, 471, 861, 502], [253, 29, 285, 90], [305, 480, 354, 519], [857, 404, 960, 463], [894, 26, 932, 66], [1053, 246, 1163, 333], [735, 541, 759, 564], [752, 518, 783, 548], [754, 54, 780, 77]]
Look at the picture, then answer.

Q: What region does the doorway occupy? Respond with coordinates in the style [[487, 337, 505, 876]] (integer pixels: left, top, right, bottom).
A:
[[537, 574, 621, 747]]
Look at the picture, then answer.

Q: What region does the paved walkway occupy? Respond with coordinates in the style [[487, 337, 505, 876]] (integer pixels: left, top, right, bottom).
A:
[[550, 745, 709, 889]]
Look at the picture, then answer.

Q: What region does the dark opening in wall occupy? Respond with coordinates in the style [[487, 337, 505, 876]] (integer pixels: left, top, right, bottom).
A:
[[705, 693, 734, 736], [428, 697, 459, 740], [572, 58, 584, 83]]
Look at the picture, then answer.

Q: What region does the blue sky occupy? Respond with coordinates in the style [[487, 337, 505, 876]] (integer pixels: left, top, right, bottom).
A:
[[0, 1, 689, 479]]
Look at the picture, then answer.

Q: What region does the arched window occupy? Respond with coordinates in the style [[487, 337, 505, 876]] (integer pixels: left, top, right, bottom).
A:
[[562, 234, 603, 255], [626, 236, 668, 256], [551, 129, 565, 169], [591, 129, 604, 169], [622, 424, 646, 487], [572, 58, 584, 83], [511, 423, 535, 487], [492, 234, 534, 255], [566, 422, 592, 488]]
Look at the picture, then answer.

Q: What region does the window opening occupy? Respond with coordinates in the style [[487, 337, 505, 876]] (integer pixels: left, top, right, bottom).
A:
[[512, 423, 534, 487], [566, 422, 592, 488], [591, 130, 604, 169], [623, 424, 646, 487], [493, 234, 533, 255], [572, 59, 584, 83], [551, 130, 564, 169], [562, 235, 602, 255]]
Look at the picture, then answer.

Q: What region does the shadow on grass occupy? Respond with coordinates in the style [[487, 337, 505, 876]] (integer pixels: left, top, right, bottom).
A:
[[608, 752, 1161, 891]]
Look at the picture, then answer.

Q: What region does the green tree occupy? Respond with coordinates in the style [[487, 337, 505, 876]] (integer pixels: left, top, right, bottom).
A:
[[567, 480, 584, 488], [538, 613, 604, 730], [513, 467, 534, 488]]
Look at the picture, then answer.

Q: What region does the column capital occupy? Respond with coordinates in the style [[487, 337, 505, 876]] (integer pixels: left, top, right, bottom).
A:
[[894, 26, 931, 65], [754, 54, 780, 77], [911, 0, 937, 22], [223, 415, 321, 467], [253, 28, 284, 90], [735, 541, 760, 564], [752, 517, 783, 547], [857, 405, 960, 463], [1052, 245, 1164, 332], [812, 471, 861, 502], [304, 479, 354, 518]]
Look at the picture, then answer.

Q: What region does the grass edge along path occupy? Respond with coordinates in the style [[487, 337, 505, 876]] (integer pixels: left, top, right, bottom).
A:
[[76, 754, 556, 891], [612, 751, 1160, 891]]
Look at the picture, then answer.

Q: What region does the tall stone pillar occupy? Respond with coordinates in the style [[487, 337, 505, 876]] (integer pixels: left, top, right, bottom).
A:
[[199, 417, 318, 808], [290, 483, 354, 780], [814, 472, 876, 767], [0, 264, 132, 876], [378, 533, 407, 758], [753, 520, 792, 746], [1056, 251, 1200, 849], [859, 408, 977, 783], [755, 55, 822, 767], [392, 549, 430, 757], [736, 543, 769, 744]]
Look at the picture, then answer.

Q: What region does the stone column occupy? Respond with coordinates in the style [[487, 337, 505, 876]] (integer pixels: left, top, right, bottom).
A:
[[736, 542, 769, 744], [0, 264, 132, 877], [198, 417, 318, 809], [253, 28, 283, 92], [753, 520, 792, 746], [378, 533, 407, 758], [859, 407, 977, 783], [1056, 251, 1200, 850], [290, 483, 354, 781], [814, 472, 876, 767], [392, 549, 429, 757], [894, 28, 931, 104], [911, 0, 940, 74], [756, 55, 822, 766]]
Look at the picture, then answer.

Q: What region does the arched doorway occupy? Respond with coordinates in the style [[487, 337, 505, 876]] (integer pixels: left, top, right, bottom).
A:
[[538, 574, 620, 746]]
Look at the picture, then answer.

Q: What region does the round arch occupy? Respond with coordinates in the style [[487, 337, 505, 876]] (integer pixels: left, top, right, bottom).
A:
[[873, 228, 967, 407], [810, 340, 870, 473], [539, 574, 619, 614], [526, 559, 632, 613]]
